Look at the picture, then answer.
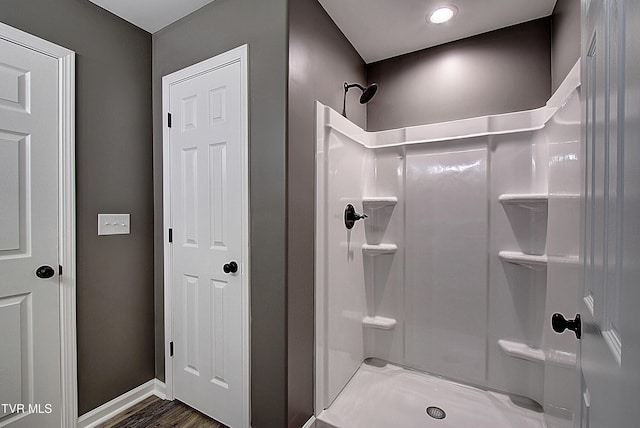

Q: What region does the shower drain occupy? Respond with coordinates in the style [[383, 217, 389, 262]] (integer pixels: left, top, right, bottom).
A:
[[426, 406, 446, 420]]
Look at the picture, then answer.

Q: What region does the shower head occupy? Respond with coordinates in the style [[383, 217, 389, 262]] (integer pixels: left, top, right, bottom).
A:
[[359, 83, 378, 104], [342, 82, 378, 117]]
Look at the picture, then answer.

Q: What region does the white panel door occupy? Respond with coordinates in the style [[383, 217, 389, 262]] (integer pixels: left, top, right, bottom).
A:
[[168, 56, 246, 427], [576, 0, 640, 427], [0, 38, 61, 427]]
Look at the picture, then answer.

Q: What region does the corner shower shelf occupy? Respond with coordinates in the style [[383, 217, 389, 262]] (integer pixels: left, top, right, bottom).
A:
[[362, 197, 398, 209], [547, 255, 580, 265], [498, 251, 547, 269], [362, 316, 397, 330], [499, 193, 548, 210], [498, 339, 545, 364], [546, 349, 577, 368], [362, 244, 398, 255], [549, 192, 580, 200]]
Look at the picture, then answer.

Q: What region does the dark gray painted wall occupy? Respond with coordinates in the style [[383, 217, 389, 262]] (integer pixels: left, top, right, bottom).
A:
[[288, 0, 366, 425], [366, 18, 552, 131], [552, 0, 581, 92], [0, 0, 154, 416], [152, 1, 288, 426]]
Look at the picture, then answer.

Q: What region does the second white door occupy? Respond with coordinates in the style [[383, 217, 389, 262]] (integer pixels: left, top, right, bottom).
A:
[[165, 48, 248, 428]]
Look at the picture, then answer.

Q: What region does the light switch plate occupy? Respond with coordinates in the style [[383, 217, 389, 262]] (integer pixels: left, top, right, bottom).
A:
[[98, 214, 130, 236]]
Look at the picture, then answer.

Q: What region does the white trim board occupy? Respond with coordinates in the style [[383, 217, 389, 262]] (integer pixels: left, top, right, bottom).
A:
[[0, 22, 77, 428], [77, 379, 167, 428], [162, 44, 251, 427]]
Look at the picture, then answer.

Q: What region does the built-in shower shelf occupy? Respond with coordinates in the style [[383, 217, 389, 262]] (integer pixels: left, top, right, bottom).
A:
[[499, 251, 547, 269], [362, 244, 398, 255], [499, 193, 548, 210], [546, 349, 577, 368], [498, 339, 545, 364], [547, 255, 580, 265], [549, 192, 580, 200], [362, 316, 397, 330], [362, 197, 398, 209]]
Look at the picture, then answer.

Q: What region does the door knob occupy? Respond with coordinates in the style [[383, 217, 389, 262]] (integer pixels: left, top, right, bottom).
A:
[[552, 313, 582, 339], [36, 265, 55, 279], [223, 261, 238, 274]]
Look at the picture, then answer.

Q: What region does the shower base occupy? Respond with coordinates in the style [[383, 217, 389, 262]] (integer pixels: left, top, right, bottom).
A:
[[316, 360, 547, 428]]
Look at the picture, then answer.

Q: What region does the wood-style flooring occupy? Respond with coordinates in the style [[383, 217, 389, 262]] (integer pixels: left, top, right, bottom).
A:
[[97, 395, 228, 428]]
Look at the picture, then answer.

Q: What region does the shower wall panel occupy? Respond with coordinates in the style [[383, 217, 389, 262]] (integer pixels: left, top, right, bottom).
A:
[[316, 108, 374, 408], [404, 139, 489, 385], [487, 131, 548, 404], [365, 148, 405, 364], [542, 89, 581, 426]]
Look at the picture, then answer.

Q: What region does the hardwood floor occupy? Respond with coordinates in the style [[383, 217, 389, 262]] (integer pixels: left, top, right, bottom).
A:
[[97, 395, 228, 428]]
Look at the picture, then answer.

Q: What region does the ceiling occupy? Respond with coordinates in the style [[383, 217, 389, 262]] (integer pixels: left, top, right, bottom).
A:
[[317, 0, 557, 63], [87, 0, 556, 61], [87, 0, 215, 33]]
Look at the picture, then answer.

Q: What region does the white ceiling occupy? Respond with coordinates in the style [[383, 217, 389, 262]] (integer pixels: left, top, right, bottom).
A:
[[317, 0, 557, 63], [87, 0, 556, 60], [87, 0, 215, 33]]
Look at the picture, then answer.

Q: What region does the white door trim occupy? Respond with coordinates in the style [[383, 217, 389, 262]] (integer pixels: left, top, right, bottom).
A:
[[0, 23, 77, 428], [162, 45, 250, 427]]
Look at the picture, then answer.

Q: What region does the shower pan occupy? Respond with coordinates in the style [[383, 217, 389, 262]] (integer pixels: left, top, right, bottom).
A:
[[314, 62, 582, 428]]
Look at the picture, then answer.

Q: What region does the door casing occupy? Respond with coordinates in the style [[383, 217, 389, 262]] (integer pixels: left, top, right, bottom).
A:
[[162, 45, 250, 427], [0, 23, 76, 428]]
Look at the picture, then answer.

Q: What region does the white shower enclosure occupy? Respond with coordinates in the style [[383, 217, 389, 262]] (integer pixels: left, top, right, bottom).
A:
[[315, 62, 582, 428]]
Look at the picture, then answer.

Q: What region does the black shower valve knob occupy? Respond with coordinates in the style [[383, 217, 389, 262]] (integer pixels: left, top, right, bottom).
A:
[[344, 204, 368, 229]]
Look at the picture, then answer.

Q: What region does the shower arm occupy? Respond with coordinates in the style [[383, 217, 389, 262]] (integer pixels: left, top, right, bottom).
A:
[[342, 83, 365, 117], [345, 83, 366, 91], [342, 82, 377, 117]]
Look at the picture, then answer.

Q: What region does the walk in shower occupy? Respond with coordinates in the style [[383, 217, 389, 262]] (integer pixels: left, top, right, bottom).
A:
[[315, 62, 582, 428]]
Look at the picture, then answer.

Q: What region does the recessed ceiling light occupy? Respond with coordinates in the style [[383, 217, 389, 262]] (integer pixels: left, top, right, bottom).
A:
[[428, 6, 457, 24]]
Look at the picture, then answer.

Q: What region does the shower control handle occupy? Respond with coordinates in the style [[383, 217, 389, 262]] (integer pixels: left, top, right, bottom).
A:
[[552, 313, 581, 339], [223, 261, 238, 274], [344, 204, 368, 230]]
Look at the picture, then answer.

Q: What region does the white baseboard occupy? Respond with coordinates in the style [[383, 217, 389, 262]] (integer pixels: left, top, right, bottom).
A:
[[302, 415, 317, 428], [77, 379, 167, 428], [153, 378, 167, 400]]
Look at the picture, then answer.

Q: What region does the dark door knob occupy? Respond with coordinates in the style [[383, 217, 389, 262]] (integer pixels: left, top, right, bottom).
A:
[[223, 261, 238, 274], [36, 265, 55, 279], [552, 313, 582, 339]]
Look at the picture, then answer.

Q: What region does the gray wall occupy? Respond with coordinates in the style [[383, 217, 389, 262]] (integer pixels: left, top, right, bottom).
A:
[[152, 1, 288, 426], [552, 0, 581, 92], [288, 0, 366, 425], [0, 0, 154, 416], [366, 18, 552, 131]]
